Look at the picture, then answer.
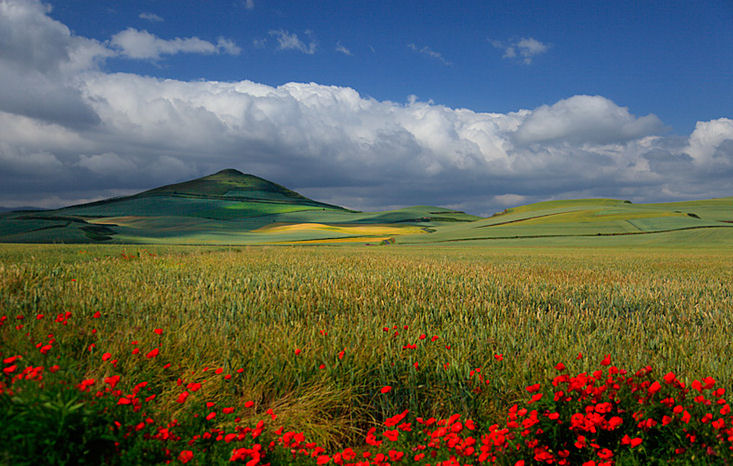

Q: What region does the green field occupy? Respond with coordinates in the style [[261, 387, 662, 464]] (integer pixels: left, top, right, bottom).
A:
[[1, 243, 732, 464], [1, 170, 731, 246], [1, 171, 733, 463]]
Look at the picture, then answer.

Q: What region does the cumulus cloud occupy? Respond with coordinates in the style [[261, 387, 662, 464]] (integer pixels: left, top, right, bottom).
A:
[[685, 118, 733, 167], [407, 43, 451, 66], [513, 95, 664, 145], [491, 37, 549, 64], [0, 2, 730, 214], [110, 28, 241, 59], [139, 12, 163, 22], [269, 29, 317, 54]]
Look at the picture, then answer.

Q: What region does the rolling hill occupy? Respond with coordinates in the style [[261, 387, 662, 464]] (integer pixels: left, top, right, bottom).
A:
[[0, 170, 731, 245], [0, 169, 478, 244]]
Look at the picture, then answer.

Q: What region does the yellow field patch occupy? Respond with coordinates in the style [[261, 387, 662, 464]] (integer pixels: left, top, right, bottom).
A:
[[278, 236, 395, 244], [254, 222, 426, 236]]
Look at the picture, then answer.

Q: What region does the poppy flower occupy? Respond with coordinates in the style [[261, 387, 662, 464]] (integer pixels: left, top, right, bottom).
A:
[[146, 348, 159, 359], [600, 354, 611, 366], [494, 354, 503, 361], [178, 450, 193, 463], [380, 385, 392, 394], [153, 328, 163, 335]]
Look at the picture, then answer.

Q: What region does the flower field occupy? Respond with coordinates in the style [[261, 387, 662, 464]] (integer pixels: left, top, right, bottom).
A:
[[1, 244, 732, 464]]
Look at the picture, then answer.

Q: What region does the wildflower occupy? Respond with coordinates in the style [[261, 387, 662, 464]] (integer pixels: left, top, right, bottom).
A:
[[381, 385, 392, 394], [600, 354, 611, 366], [146, 348, 159, 358], [178, 450, 193, 463], [526, 383, 541, 393], [153, 328, 163, 335], [494, 354, 503, 361]]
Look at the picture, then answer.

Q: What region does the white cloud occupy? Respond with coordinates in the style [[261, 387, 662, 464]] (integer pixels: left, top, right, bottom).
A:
[[0, 1, 731, 213], [269, 29, 317, 54], [407, 43, 451, 66], [513, 95, 664, 145], [139, 12, 163, 22], [492, 37, 550, 64], [110, 28, 240, 59], [685, 118, 733, 166], [335, 41, 352, 56], [243, 0, 255, 10]]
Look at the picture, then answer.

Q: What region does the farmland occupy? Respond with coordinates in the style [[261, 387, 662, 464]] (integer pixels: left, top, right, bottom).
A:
[[2, 243, 732, 464]]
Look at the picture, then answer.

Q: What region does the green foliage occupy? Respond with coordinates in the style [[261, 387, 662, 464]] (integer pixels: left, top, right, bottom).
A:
[[0, 378, 117, 465]]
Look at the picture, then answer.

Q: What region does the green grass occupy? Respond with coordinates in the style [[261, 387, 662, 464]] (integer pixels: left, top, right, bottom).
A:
[[1, 243, 731, 463]]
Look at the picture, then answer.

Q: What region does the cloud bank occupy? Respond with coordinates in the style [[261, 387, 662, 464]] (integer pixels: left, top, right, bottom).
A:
[[0, 0, 731, 214]]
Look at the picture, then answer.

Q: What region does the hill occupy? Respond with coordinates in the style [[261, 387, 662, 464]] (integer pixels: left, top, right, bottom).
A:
[[400, 197, 733, 247], [0, 170, 477, 244], [0, 171, 731, 245]]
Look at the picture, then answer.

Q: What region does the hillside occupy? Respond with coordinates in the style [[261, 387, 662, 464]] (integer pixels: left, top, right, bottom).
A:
[[400, 197, 733, 246], [0, 170, 477, 244], [0, 171, 731, 245]]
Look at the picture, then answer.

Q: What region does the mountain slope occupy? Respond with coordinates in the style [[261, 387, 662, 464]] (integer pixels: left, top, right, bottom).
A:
[[0, 170, 477, 244]]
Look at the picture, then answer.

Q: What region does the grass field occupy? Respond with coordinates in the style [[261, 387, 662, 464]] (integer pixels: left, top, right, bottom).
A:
[[1, 243, 732, 464]]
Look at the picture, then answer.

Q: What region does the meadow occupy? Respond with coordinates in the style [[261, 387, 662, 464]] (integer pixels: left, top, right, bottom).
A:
[[1, 243, 732, 464]]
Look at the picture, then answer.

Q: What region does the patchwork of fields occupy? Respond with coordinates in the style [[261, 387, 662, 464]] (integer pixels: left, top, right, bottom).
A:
[[3, 169, 730, 246], [1, 244, 732, 463]]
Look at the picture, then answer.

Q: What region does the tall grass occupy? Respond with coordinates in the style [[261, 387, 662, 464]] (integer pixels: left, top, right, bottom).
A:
[[1, 243, 731, 451]]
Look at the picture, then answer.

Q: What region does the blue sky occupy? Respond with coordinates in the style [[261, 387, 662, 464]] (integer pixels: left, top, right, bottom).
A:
[[1, 0, 732, 214], [51, 0, 733, 134]]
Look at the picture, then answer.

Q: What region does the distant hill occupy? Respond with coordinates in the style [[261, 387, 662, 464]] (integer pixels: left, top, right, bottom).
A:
[[401, 197, 733, 246], [0, 170, 730, 245], [0, 169, 478, 244]]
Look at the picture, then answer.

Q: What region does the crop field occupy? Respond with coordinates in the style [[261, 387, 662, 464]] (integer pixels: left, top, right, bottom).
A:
[[1, 243, 732, 464]]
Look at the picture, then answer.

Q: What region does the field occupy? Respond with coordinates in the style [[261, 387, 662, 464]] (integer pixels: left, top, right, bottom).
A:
[[3, 169, 730, 246], [2, 243, 732, 464]]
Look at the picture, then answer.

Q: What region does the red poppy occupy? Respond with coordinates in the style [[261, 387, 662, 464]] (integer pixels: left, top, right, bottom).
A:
[[380, 385, 392, 393], [178, 450, 193, 463], [146, 348, 159, 359], [153, 328, 163, 335]]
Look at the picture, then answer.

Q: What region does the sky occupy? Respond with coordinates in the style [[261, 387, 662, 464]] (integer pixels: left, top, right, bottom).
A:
[[1, 0, 732, 215]]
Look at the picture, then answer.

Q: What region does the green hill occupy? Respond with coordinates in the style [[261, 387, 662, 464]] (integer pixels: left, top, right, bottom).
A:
[[0, 170, 477, 244], [400, 197, 733, 246], [0, 170, 730, 245]]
